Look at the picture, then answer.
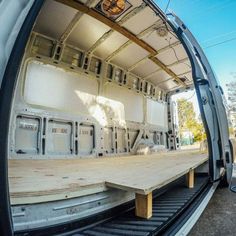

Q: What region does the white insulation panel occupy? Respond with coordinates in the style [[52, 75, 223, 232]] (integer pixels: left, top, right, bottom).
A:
[[24, 61, 126, 126], [24, 61, 98, 112], [147, 98, 168, 129], [103, 84, 144, 123]]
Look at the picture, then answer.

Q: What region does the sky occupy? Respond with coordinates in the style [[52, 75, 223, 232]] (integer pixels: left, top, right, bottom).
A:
[[155, 0, 236, 115], [156, 0, 236, 91]]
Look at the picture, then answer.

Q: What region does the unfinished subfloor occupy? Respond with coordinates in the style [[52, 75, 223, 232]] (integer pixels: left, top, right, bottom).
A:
[[9, 150, 208, 206]]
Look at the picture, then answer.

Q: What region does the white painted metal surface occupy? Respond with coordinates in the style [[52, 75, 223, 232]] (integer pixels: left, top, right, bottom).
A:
[[0, 0, 35, 86]]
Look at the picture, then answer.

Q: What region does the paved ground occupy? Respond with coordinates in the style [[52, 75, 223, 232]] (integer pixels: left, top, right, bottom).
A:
[[190, 186, 236, 236]]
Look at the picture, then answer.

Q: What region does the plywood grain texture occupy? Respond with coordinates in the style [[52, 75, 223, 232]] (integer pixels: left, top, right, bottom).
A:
[[9, 150, 208, 205]]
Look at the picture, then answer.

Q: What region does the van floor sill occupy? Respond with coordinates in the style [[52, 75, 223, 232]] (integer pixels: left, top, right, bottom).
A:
[[65, 175, 211, 236]]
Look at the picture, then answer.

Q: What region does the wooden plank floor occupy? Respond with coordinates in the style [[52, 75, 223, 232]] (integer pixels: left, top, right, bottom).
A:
[[9, 150, 208, 205]]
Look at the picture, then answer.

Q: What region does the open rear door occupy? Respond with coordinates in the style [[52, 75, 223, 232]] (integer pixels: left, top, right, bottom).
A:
[[0, 1, 43, 235], [168, 13, 233, 185]]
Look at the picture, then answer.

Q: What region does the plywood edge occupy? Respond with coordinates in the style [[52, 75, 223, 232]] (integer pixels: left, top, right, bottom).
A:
[[11, 183, 106, 205], [105, 158, 208, 195], [105, 181, 146, 195], [147, 158, 208, 193]]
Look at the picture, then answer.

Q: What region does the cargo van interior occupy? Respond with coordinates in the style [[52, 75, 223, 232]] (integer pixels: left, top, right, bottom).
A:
[[9, 0, 210, 234]]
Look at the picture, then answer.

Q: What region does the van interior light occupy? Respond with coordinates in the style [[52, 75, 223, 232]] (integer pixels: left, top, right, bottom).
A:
[[101, 0, 126, 16]]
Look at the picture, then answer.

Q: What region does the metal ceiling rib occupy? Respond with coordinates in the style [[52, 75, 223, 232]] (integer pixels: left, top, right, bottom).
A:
[[105, 20, 162, 62], [128, 41, 182, 72], [55, 0, 156, 53], [168, 57, 189, 67], [59, 0, 95, 43], [143, 68, 162, 80], [87, 3, 147, 54], [149, 56, 185, 85], [33, 1, 78, 39], [55, 0, 187, 87], [156, 70, 192, 86], [59, 12, 84, 43]]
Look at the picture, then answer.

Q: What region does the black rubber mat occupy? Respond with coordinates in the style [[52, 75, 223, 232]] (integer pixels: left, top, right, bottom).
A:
[[73, 176, 210, 236]]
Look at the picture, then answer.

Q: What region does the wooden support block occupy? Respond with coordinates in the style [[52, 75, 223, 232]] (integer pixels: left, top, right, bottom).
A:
[[186, 169, 194, 188], [135, 192, 152, 219]]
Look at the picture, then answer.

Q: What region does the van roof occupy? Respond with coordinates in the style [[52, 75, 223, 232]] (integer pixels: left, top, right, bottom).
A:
[[33, 0, 193, 92]]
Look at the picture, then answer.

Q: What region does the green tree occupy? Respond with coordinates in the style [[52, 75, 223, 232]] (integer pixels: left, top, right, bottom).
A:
[[177, 98, 206, 143], [226, 81, 236, 137]]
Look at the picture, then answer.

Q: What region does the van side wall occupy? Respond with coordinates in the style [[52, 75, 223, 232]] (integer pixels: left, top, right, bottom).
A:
[[9, 33, 178, 160]]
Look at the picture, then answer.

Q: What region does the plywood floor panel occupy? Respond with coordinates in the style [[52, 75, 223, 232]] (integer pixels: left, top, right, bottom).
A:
[[9, 150, 208, 205]]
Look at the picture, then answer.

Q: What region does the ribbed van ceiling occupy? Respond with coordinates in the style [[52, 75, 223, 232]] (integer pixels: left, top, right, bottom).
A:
[[33, 0, 193, 92]]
